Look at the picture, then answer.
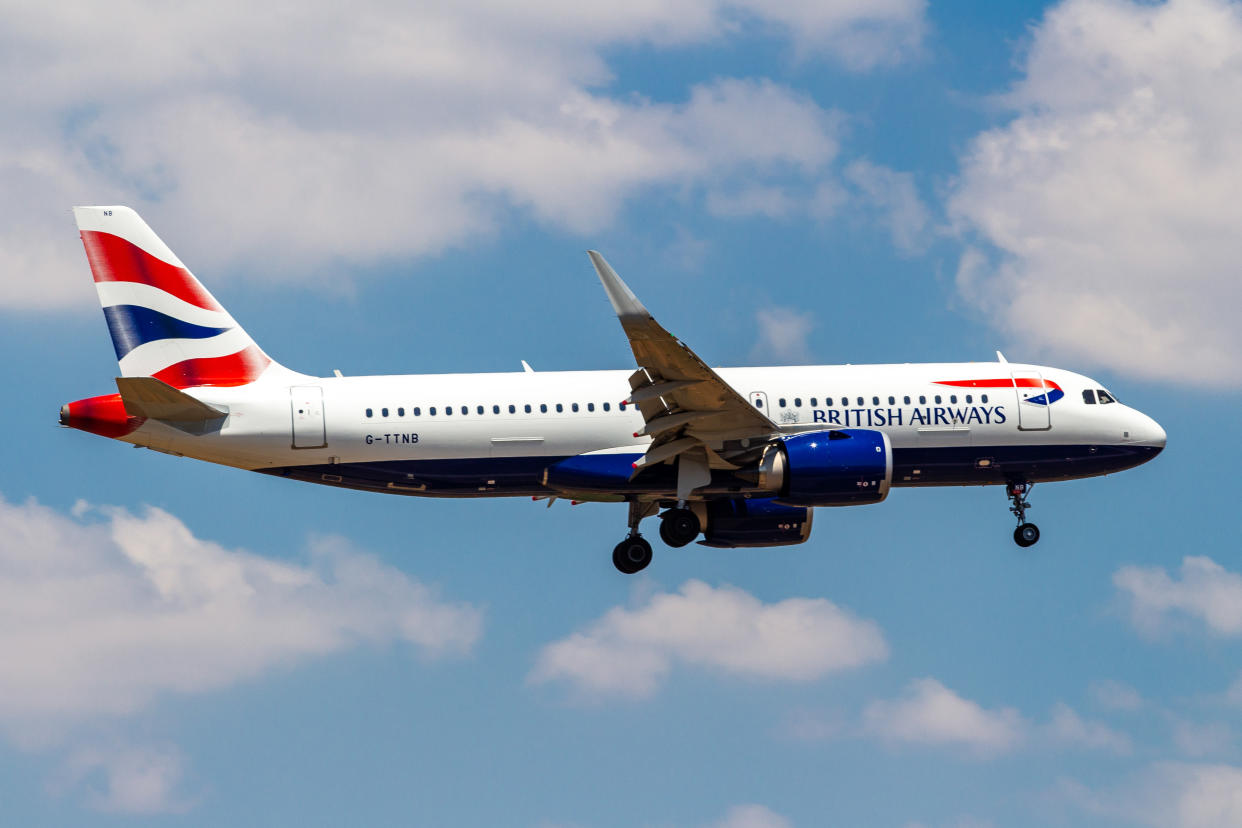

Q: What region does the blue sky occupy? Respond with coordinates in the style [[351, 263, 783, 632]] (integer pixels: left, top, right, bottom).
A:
[[3, 1, 1242, 825]]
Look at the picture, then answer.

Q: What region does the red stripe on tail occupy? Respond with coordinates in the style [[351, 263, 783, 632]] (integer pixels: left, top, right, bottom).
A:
[[80, 230, 223, 312], [152, 345, 271, 388]]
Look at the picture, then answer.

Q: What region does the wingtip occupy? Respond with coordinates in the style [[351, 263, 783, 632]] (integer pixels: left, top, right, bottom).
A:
[[587, 250, 648, 318]]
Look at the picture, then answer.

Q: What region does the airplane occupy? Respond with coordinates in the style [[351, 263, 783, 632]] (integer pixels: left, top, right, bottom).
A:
[[60, 206, 1166, 574]]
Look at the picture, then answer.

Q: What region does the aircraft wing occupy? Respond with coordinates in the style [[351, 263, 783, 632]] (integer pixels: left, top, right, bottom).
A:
[[588, 251, 779, 473]]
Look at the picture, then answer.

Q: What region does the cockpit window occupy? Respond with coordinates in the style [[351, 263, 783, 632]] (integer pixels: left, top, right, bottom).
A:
[[1097, 389, 1116, 404], [1082, 389, 1097, 405]]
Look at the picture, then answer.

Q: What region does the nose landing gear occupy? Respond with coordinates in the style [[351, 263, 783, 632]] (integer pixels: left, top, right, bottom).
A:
[[1007, 481, 1040, 548]]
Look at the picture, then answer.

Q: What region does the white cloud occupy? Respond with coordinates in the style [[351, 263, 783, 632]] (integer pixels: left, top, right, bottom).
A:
[[1172, 719, 1234, 758], [0, 495, 482, 740], [529, 580, 887, 699], [844, 159, 931, 254], [752, 306, 816, 363], [863, 678, 1025, 757], [1114, 556, 1242, 636], [710, 803, 793, 828], [1045, 702, 1132, 754], [0, 1, 924, 311], [1067, 762, 1242, 828], [51, 743, 195, 815], [949, 0, 1242, 386], [1090, 678, 1144, 711]]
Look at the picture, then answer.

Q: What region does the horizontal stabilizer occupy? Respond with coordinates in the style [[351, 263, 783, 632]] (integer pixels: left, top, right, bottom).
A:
[[116, 376, 226, 424]]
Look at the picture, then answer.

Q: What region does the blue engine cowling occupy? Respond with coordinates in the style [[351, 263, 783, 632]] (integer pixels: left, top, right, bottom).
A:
[[758, 429, 892, 507], [700, 497, 813, 548]]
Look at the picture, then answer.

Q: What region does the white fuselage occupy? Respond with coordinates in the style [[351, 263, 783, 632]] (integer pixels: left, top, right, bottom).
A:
[[110, 361, 1165, 498]]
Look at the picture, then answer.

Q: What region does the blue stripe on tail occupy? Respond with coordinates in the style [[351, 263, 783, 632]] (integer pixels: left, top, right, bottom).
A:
[[102, 305, 233, 360]]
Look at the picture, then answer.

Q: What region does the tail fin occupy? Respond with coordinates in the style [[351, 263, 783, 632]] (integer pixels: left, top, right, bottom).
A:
[[73, 206, 298, 388]]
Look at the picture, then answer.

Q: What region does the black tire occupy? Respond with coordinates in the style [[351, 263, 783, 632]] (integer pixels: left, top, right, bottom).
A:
[[612, 536, 653, 574], [1014, 523, 1040, 548], [658, 508, 701, 548]]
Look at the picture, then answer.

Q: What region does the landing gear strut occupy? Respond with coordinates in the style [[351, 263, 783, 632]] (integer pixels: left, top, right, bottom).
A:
[[658, 507, 701, 548], [1007, 481, 1040, 548], [613, 501, 656, 574]]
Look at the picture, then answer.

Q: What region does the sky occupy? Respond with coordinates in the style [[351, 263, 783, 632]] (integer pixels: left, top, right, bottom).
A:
[[2, 0, 1242, 825]]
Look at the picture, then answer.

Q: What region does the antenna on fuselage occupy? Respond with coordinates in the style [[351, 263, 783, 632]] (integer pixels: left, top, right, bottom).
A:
[[521, 360, 535, 373], [996, 350, 1008, 363]]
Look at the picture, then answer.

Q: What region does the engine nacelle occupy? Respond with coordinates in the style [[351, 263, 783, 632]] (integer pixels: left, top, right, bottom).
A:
[[757, 429, 892, 507], [700, 498, 813, 548]]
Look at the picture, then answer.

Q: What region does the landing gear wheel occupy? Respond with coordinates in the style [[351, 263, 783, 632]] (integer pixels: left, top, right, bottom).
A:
[[658, 508, 701, 548], [1014, 522, 1040, 548], [612, 536, 653, 574]]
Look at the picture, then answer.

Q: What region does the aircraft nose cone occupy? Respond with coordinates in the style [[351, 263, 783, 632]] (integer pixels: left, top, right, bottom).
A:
[[1133, 411, 1166, 451], [59, 403, 70, 426]]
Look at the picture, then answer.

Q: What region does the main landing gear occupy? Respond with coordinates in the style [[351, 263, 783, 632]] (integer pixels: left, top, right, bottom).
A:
[[1007, 481, 1040, 548], [613, 501, 657, 574], [612, 502, 704, 573], [658, 507, 701, 548]]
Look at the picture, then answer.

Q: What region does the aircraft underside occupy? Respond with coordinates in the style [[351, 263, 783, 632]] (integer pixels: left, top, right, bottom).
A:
[[260, 442, 1163, 498]]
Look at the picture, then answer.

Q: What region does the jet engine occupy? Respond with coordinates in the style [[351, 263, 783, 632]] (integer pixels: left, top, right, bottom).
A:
[[755, 429, 892, 507], [699, 497, 813, 548]]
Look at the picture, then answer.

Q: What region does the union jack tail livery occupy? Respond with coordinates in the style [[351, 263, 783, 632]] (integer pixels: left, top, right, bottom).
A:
[[73, 206, 294, 388]]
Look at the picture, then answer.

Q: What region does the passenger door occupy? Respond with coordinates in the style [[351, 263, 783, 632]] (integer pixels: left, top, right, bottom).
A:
[[1012, 370, 1051, 431], [748, 391, 769, 418]]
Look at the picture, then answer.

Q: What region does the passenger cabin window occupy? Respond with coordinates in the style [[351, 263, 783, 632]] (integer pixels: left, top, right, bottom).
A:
[[508, 404, 515, 414], [540, 404, 548, 413], [950, 395, 958, 404], [826, 397, 833, 407], [856, 397, 864, 406], [966, 395, 973, 404], [779, 398, 787, 407], [445, 406, 452, 416], [555, 403, 563, 413], [414, 407, 421, 416], [620, 401, 627, 410], [430, 407, 437, 416], [1083, 389, 1097, 404], [524, 404, 531, 413], [365, 408, 373, 418], [461, 406, 467, 415], [603, 402, 611, 412], [398, 407, 405, 416], [934, 395, 942, 404], [810, 397, 817, 407], [381, 407, 389, 417], [1097, 389, 1116, 404], [982, 394, 989, 404], [492, 405, 499, 414], [572, 403, 580, 412], [903, 396, 911, 405], [872, 396, 880, 406], [477, 405, 485, 415], [888, 396, 895, 405], [587, 403, 595, 412], [919, 395, 926, 405]]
